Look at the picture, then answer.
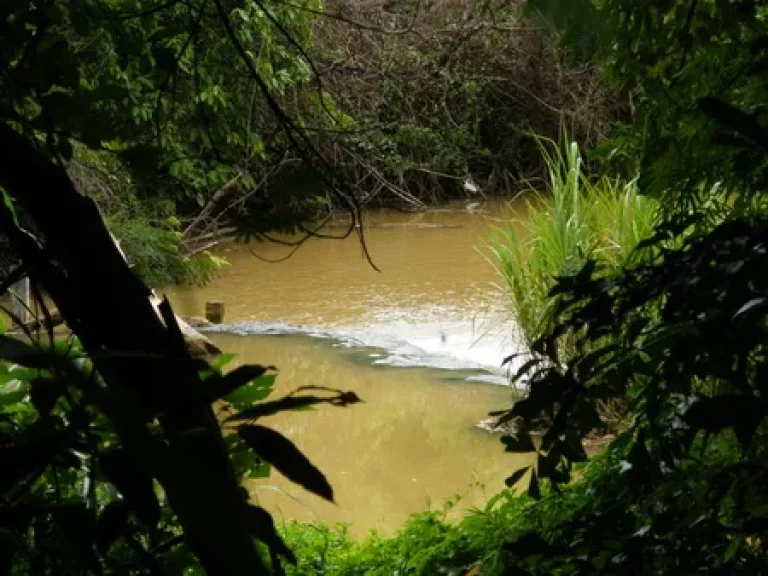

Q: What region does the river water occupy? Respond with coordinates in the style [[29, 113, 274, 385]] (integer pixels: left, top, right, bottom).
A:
[[165, 204, 534, 536]]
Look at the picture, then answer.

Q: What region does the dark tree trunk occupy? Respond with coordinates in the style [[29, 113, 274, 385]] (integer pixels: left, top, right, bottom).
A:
[[0, 124, 267, 575]]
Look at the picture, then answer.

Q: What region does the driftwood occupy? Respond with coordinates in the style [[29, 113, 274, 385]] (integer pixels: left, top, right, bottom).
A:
[[108, 231, 221, 357], [16, 302, 220, 358]]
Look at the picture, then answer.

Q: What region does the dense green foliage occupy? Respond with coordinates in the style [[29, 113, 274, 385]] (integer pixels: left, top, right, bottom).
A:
[[1, 0, 353, 286], [0, 0, 616, 286], [277, 448, 628, 576], [7, 0, 768, 573], [0, 324, 360, 573], [484, 0, 768, 573], [0, 1, 365, 573]]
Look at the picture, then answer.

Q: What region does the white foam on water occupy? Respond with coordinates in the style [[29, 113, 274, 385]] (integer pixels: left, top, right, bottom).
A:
[[203, 313, 527, 386]]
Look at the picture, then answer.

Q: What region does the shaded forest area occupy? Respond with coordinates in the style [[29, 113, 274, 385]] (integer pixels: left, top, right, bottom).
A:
[[2, 0, 616, 285]]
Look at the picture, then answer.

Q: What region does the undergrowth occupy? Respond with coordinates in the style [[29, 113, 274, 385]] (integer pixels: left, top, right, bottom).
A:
[[279, 447, 626, 576]]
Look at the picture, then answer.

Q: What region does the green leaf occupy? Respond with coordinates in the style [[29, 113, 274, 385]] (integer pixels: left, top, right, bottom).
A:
[[225, 434, 271, 480], [239, 425, 333, 502], [213, 353, 237, 372], [244, 505, 296, 564], [210, 364, 269, 404], [504, 466, 530, 488], [224, 373, 275, 410], [0, 377, 28, 406]]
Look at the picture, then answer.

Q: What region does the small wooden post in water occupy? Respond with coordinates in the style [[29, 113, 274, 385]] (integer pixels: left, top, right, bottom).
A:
[[205, 300, 225, 324]]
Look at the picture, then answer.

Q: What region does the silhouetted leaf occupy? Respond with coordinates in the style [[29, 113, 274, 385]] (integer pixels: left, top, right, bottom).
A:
[[0, 336, 47, 369], [225, 434, 271, 480], [30, 378, 65, 418], [95, 500, 131, 553], [227, 390, 362, 422], [502, 432, 536, 453], [98, 449, 159, 527], [505, 466, 530, 488], [684, 395, 767, 450], [528, 470, 541, 500], [537, 449, 560, 479], [239, 425, 333, 502], [244, 505, 296, 564]]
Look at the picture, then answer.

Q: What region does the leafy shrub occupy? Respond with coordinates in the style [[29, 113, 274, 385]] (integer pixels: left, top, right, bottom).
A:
[[106, 216, 227, 288], [278, 446, 655, 576]]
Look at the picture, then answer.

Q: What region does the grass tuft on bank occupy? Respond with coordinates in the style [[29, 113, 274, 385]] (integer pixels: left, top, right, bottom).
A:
[[488, 136, 657, 350]]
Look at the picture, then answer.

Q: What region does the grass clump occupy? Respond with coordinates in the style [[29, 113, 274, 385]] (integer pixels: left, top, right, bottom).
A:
[[489, 136, 657, 350]]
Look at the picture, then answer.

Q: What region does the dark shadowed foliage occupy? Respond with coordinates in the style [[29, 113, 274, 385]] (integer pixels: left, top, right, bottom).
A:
[[0, 1, 364, 573]]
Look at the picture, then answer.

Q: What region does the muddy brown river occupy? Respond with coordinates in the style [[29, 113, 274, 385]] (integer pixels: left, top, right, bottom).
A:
[[165, 204, 534, 536]]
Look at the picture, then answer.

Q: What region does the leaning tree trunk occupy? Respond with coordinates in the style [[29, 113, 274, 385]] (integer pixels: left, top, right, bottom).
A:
[[0, 124, 268, 574]]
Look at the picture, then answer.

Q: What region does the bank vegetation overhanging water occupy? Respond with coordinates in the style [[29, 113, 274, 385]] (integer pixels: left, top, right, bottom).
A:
[[4, 0, 768, 574]]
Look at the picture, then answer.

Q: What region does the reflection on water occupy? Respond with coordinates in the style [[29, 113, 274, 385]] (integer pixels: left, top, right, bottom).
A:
[[165, 205, 531, 536]]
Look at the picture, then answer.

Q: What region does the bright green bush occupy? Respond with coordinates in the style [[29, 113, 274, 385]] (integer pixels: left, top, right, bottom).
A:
[[278, 447, 639, 576], [488, 135, 656, 349], [106, 216, 227, 288]]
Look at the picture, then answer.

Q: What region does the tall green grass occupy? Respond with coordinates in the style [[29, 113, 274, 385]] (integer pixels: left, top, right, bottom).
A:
[[489, 136, 657, 350]]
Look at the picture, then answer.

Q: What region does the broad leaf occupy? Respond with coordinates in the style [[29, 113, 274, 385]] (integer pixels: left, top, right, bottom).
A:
[[0, 336, 47, 369], [505, 466, 530, 488], [224, 373, 275, 410], [239, 425, 333, 502], [207, 364, 270, 404], [502, 432, 536, 453]]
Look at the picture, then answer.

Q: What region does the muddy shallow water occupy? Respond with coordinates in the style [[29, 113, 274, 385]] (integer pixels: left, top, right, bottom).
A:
[[165, 204, 533, 536]]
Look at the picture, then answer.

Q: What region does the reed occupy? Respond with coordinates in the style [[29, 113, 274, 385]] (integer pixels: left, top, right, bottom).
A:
[[489, 136, 657, 350]]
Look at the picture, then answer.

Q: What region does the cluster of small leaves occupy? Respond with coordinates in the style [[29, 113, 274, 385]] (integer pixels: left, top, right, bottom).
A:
[[0, 329, 360, 573]]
